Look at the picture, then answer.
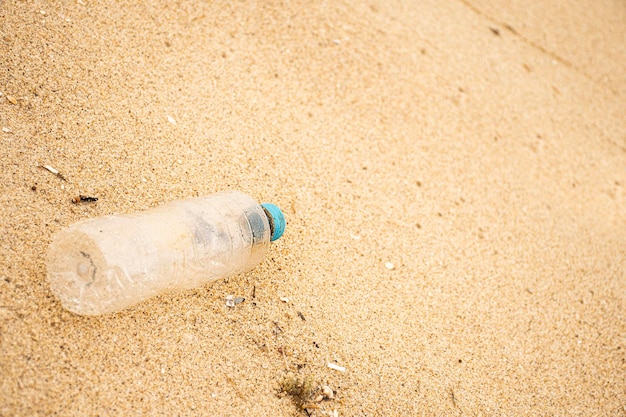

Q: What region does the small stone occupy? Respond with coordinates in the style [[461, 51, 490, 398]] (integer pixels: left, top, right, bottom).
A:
[[225, 295, 235, 307], [167, 115, 177, 125], [2, 127, 11, 133], [385, 262, 395, 270], [7, 96, 17, 105], [322, 385, 334, 399], [226, 295, 244, 307], [280, 297, 289, 303]]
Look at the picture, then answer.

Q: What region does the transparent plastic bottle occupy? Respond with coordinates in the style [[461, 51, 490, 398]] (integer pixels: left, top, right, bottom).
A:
[[46, 190, 286, 316]]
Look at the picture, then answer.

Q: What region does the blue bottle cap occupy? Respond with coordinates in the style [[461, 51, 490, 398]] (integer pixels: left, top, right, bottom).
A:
[[261, 203, 286, 241]]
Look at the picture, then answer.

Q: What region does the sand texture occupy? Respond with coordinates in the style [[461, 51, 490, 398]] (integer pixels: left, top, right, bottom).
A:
[[1, 0, 625, 415]]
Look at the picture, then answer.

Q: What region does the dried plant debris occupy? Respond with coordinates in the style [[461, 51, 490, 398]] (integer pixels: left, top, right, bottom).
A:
[[40, 164, 67, 181], [280, 373, 316, 408], [327, 363, 346, 372], [72, 195, 98, 204], [280, 374, 336, 414]]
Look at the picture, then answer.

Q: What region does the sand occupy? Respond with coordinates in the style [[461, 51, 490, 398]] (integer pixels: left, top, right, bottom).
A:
[[1, 0, 625, 415]]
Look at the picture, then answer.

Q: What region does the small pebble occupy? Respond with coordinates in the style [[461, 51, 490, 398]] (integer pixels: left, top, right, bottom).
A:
[[167, 115, 177, 125], [226, 295, 244, 307], [385, 262, 395, 270], [7, 96, 17, 105], [225, 295, 235, 307], [2, 127, 11, 133], [280, 297, 289, 303], [322, 385, 334, 399]]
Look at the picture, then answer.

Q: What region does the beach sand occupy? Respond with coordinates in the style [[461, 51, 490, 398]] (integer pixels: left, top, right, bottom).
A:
[[1, 0, 625, 415]]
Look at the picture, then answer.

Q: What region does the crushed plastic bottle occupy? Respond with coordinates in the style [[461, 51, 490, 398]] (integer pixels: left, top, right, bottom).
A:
[[46, 190, 285, 315]]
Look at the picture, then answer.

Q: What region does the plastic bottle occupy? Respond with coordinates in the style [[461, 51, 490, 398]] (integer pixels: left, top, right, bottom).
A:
[[46, 190, 286, 316]]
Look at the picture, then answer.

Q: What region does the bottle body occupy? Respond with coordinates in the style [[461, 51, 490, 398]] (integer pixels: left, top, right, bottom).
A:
[[47, 191, 278, 315]]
